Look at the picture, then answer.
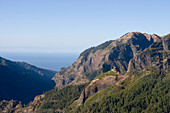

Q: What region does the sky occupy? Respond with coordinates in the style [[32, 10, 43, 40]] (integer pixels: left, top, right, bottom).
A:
[[0, 0, 170, 54]]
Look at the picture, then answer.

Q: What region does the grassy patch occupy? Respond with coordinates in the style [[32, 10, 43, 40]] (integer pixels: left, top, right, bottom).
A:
[[95, 71, 118, 80]]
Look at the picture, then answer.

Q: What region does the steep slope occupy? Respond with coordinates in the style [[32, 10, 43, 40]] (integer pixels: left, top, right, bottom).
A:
[[128, 34, 170, 73], [53, 32, 161, 88], [76, 33, 170, 106], [77, 71, 127, 105], [0, 57, 56, 104], [72, 69, 170, 113], [1, 32, 169, 113]]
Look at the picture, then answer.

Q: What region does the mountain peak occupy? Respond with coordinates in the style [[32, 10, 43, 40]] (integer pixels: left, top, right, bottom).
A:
[[117, 32, 161, 43]]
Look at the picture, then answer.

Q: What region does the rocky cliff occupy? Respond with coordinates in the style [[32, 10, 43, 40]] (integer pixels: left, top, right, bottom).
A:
[[128, 34, 170, 73], [77, 71, 127, 105], [77, 33, 169, 105], [52, 32, 161, 88]]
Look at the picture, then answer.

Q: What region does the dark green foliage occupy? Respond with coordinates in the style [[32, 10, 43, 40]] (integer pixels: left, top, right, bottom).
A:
[[92, 40, 113, 53], [80, 47, 95, 58], [75, 70, 170, 113], [79, 40, 113, 61], [85, 69, 102, 81], [37, 84, 88, 113], [95, 71, 117, 80]]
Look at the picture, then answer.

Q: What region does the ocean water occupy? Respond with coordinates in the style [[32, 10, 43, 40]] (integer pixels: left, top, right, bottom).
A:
[[0, 52, 79, 71]]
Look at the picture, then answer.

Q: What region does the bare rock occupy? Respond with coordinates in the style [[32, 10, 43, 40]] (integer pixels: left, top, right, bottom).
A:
[[52, 32, 161, 88]]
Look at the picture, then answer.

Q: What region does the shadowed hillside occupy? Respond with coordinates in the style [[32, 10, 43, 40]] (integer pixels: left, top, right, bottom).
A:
[[0, 57, 56, 104]]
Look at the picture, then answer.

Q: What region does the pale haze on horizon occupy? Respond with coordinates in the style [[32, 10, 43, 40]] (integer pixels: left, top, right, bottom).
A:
[[0, 0, 170, 54]]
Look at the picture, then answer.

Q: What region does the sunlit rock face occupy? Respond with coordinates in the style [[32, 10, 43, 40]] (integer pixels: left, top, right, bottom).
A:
[[52, 32, 161, 88]]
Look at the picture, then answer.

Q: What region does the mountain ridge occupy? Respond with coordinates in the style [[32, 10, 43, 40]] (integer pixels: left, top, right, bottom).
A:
[[0, 32, 169, 113], [52, 32, 162, 88], [0, 56, 57, 104]]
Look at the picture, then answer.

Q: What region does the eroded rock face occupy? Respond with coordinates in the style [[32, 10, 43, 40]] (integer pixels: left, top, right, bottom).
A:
[[75, 33, 169, 106], [52, 32, 161, 88], [104, 32, 161, 74], [77, 75, 127, 105], [128, 35, 170, 73]]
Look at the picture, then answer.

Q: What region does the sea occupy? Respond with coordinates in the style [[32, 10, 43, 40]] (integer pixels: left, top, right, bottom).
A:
[[0, 52, 79, 71]]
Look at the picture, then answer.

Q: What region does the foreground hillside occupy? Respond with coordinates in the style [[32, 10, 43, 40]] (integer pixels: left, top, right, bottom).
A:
[[0, 57, 56, 104], [3, 69, 169, 113], [71, 69, 169, 113], [0, 32, 169, 113]]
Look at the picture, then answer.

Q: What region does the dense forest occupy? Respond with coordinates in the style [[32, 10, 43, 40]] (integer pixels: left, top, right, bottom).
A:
[[71, 69, 170, 113], [36, 84, 88, 113], [31, 69, 170, 113]]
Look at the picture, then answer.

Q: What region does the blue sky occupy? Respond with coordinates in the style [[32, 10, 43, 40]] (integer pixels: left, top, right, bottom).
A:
[[0, 0, 170, 54]]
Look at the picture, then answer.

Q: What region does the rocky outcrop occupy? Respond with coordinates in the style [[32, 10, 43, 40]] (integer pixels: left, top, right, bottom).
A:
[[52, 32, 161, 88], [77, 74, 127, 105], [128, 34, 170, 73], [19, 94, 45, 113], [0, 100, 20, 113], [0, 94, 45, 113]]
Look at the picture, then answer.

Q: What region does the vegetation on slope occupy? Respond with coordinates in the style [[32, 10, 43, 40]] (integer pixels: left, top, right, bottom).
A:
[[36, 84, 88, 113], [80, 40, 113, 57], [80, 47, 95, 60], [92, 40, 113, 53], [85, 69, 102, 81], [85, 69, 117, 81], [72, 69, 170, 113], [94, 71, 118, 80]]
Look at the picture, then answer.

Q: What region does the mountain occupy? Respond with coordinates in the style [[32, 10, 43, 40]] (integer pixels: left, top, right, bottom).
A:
[[0, 32, 169, 113], [76, 33, 170, 105], [52, 32, 161, 88], [0, 57, 56, 104]]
